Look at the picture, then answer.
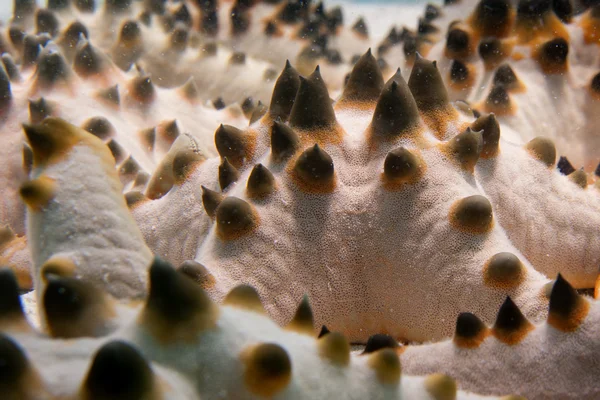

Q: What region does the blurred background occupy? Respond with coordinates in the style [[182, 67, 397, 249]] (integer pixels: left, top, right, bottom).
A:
[[0, 0, 433, 42]]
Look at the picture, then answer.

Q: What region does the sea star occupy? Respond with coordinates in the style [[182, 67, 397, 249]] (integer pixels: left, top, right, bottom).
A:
[[0, 259, 523, 399]]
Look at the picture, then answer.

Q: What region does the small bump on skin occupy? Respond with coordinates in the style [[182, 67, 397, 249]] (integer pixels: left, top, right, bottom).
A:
[[445, 25, 473, 59], [214, 124, 253, 168], [128, 76, 155, 106], [443, 128, 483, 172], [28, 98, 54, 124], [201, 186, 224, 218], [468, 0, 513, 38], [223, 284, 265, 314], [247, 164, 276, 199], [81, 117, 115, 141], [493, 64, 523, 92], [0, 268, 28, 329], [317, 331, 350, 366], [483, 252, 526, 289], [525, 137, 556, 167], [557, 156, 575, 175], [478, 38, 511, 70], [425, 373, 457, 400], [568, 169, 588, 189], [292, 144, 336, 193], [362, 334, 399, 354], [172, 150, 206, 185], [249, 101, 267, 124], [96, 84, 120, 107], [453, 312, 489, 348], [368, 349, 401, 385], [124, 191, 148, 209], [177, 260, 216, 290], [382, 147, 424, 189], [535, 37, 569, 74], [215, 197, 259, 241], [20, 176, 56, 212], [242, 343, 292, 398], [483, 86, 513, 116], [449, 195, 494, 234], [471, 113, 500, 158]]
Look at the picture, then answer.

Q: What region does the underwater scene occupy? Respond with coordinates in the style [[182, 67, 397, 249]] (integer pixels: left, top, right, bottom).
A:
[[0, 0, 599, 398]]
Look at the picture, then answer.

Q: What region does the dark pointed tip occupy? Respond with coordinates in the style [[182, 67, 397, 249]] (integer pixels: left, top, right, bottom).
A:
[[119, 20, 141, 42], [269, 60, 300, 121], [43, 274, 91, 336], [352, 16, 368, 37], [486, 86, 511, 108], [557, 156, 575, 175], [218, 157, 240, 191], [340, 48, 384, 104], [289, 67, 336, 130], [539, 37, 569, 68], [28, 97, 53, 124], [35, 8, 60, 37], [130, 76, 155, 104], [98, 85, 120, 106], [229, 51, 246, 65], [493, 64, 519, 90], [36, 48, 72, 87], [471, 113, 500, 158], [372, 75, 420, 137], [494, 296, 528, 332], [383, 147, 421, 182], [549, 274, 580, 318], [446, 26, 470, 55], [408, 56, 450, 112], [455, 312, 486, 339], [318, 325, 330, 338], [288, 294, 314, 334], [85, 341, 154, 399], [1, 54, 21, 82], [249, 101, 268, 124], [81, 116, 115, 140], [270, 121, 299, 162], [285, 59, 292, 69], [201, 185, 224, 217], [247, 163, 275, 198], [61, 20, 89, 46], [0, 334, 29, 386], [212, 97, 226, 110], [107, 139, 126, 164], [294, 144, 334, 185], [449, 59, 469, 84], [362, 334, 399, 354], [215, 196, 258, 240], [214, 124, 247, 167], [147, 256, 210, 323], [177, 260, 215, 289], [0, 268, 24, 319]]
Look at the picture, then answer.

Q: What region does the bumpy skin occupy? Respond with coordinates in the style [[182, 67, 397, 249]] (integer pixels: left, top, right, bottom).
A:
[[380, 0, 600, 168], [131, 52, 600, 343], [0, 262, 517, 400], [401, 275, 599, 400], [22, 118, 153, 300]]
